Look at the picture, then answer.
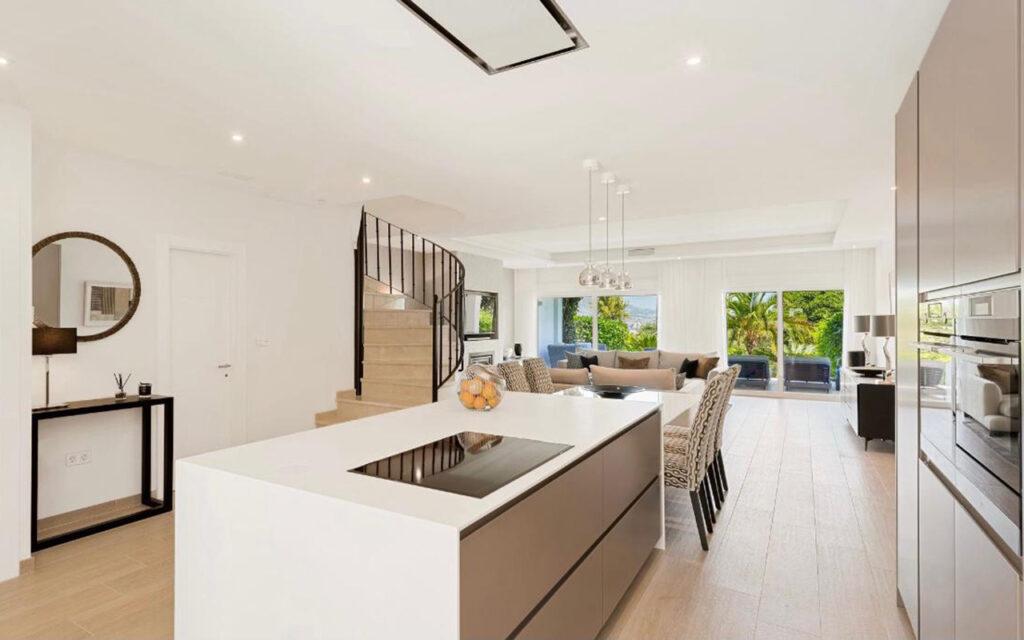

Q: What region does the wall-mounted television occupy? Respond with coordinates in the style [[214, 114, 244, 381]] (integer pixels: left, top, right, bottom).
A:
[[464, 290, 498, 341]]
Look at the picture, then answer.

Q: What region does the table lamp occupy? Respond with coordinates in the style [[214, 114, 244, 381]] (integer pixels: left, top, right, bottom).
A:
[[871, 314, 896, 372], [33, 327, 77, 411], [854, 314, 872, 365]]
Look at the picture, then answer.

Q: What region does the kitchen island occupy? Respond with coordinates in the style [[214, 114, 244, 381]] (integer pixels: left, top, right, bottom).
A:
[[175, 392, 663, 640]]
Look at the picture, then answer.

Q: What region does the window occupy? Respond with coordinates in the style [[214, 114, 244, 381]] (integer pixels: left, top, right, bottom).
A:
[[596, 295, 658, 351], [537, 296, 593, 365], [725, 289, 843, 394], [537, 294, 658, 364]]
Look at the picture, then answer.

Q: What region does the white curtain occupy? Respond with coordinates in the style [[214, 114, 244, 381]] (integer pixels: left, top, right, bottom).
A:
[[658, 258, 726, 355], [842, 248, 878, 360]]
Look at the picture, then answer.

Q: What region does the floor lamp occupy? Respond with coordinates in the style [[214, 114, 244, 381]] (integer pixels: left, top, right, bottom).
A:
[[33, 327, 77, 411]]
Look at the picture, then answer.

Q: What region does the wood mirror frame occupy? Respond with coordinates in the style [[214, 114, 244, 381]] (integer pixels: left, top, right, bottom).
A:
[[32, 231, 141, 343]]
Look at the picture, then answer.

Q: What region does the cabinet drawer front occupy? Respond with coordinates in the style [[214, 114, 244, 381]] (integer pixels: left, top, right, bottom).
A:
[[514, 543, 604, 640], [602, 412, 660, 528], [460, 452, 604, 640], [602, 479, 660, 619]]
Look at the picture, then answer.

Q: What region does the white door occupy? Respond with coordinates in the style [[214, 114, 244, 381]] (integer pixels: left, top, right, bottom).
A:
[[170, 249, 237, 459]]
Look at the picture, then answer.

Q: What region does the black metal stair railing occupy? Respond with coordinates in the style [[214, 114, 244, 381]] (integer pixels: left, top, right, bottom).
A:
[[355, 207, 466, 402]]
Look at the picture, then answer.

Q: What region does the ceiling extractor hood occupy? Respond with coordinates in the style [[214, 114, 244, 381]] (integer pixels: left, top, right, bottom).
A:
[[396, 0, 588, 75]]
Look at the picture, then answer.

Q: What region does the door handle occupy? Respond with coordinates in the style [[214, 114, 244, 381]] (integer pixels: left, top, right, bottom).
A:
[[217, 364, 232, 369]]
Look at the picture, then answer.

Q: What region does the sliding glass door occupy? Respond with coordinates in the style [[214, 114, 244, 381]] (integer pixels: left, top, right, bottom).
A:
[[726, 291, 780, 391], [725, 289, 843, 394]]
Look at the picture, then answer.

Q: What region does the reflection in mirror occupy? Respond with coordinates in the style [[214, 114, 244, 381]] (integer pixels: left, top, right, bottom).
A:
[[32, 237, 136, 337]]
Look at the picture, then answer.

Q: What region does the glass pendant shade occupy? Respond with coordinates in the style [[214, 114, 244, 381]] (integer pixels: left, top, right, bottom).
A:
[[579, 263, 600, 287], [601, 266, 619, 289], [620, 272, 632, 290]]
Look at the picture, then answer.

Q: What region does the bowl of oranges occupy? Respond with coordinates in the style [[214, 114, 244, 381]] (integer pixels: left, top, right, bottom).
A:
[[457, 364, 505, 411]]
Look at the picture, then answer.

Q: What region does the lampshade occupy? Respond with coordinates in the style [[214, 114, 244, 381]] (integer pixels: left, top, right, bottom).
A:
[[871, 314, 895, 338], [854, 314, 872, 333], [32, 327, 77, 355]]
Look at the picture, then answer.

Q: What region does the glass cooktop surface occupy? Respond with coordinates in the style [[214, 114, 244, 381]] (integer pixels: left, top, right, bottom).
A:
[[349, 432, 572, 498]]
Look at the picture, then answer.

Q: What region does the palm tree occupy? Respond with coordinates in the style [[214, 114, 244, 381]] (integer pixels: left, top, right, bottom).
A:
[[726, 292, 777, 356], [726, 292, 815, 357]]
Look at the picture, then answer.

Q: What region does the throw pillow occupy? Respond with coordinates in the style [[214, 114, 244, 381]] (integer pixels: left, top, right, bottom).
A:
[[522, 358, 556, 394], [679, 358, 699, 379], [696, 355, 720, 379], [497, 361, 530, 392], [566, 352, 585, 369], [619, 356, 651, 370], [580, 354, 600, 370]]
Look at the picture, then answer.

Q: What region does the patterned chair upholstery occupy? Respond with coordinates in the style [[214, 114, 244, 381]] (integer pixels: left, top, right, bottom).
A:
[[664, 372, 730, 550], [496, 361, 531, 393], [522, 357, 556, 394]]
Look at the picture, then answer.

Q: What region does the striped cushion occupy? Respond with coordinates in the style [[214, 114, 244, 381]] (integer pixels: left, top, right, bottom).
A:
[[496, 361, 530, 392], [523, 358, 556, 394]]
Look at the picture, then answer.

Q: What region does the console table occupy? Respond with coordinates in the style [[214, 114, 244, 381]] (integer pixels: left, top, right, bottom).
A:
[[839, 368, 894, 450], [31, 395, 174, 551]]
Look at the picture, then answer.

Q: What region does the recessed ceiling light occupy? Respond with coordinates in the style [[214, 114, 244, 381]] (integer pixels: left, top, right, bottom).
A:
[[362, 176, 372, 184], [598, 216, 607, 221], [890, 185, 898, 191], [0, 57, 8, 67], [685, 56, 702, 67], [230, 133, 245, 143]]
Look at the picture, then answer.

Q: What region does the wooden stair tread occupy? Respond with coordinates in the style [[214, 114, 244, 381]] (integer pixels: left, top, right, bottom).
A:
[[361, 377, 434, 389]]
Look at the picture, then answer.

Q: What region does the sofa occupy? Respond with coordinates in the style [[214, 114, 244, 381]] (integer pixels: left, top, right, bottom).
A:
[[961, 367, 1020, 433], [728, 355, 771, 389], [544, 342, 607, 367], [783, 356, 832, 392], [555, 348, 721, 393]]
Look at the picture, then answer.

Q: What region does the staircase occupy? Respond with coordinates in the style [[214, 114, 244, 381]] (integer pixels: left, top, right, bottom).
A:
[[316, 209, 465, 427]]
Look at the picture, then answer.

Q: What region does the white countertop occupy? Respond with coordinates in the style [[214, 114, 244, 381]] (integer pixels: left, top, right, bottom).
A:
[[178, 392, 659, 532]]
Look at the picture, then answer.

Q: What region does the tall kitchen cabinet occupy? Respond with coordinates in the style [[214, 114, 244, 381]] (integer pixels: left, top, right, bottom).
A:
[[917, 0, 1020, 292], [895, 74, 920, 637]]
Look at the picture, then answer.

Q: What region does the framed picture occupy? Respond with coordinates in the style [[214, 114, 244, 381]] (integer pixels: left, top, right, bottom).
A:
[[84, 281, 134, 327]]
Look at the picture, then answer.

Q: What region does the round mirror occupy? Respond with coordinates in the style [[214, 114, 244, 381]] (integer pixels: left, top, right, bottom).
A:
[[32, 232, 140, 342]]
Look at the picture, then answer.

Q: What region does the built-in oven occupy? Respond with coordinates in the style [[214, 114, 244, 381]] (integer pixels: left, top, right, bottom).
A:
[[918, 287, 1022, 555]]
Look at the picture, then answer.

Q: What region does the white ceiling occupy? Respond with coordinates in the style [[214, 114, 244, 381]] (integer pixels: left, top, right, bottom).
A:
[[0, 0, 949, 262]]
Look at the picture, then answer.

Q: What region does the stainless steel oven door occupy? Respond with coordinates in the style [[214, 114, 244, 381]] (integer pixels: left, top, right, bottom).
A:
[[953, 346, 1021, 496]]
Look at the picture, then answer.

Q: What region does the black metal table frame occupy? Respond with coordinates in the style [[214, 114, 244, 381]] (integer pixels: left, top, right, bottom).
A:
[[31, 395, 174, 551]]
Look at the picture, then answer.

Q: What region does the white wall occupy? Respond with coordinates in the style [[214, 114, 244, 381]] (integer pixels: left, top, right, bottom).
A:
[[514, 248, 881, 360], [31, 140, 357, 520], [457, 251, 515, 362], [0, 105, 33, 579]]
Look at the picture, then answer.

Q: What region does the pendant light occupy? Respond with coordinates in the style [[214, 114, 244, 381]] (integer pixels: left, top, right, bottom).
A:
[[577, 160, 601, 287], [616, 185, 632, 290], [599, 173, 618, 289]]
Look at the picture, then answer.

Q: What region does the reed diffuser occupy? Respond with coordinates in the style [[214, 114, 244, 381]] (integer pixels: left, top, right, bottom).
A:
[[114, 373, 132, 400]]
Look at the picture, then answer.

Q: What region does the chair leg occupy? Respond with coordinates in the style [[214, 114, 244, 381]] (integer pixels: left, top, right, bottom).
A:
[[701, 479, 716, 527], [698, 481, 714, 533], [717, 451, 729, 492], [711, 460, 725, 505], [708, 463, 722, 510], [689, 490, 709, 551]]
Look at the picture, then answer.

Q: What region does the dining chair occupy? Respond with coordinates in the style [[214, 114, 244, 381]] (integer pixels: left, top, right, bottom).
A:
[[664, 372, 729, 550]]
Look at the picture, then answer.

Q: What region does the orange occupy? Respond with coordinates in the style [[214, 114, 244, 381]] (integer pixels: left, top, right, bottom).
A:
[[460, 379, 471, 393], [473, 396, 487, 410], [487, 394, 501, 408], [481, 382, 496, 399], [467, 379, 483, 396], [460, 391, 475, 407]]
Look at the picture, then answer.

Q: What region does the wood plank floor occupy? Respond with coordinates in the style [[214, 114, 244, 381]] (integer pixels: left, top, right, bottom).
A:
[[601, 396, 913, 640], [0, 396, 911, 639]]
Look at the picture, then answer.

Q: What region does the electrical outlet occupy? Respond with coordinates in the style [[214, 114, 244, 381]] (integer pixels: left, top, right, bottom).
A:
[[65, 450, 91, 467]]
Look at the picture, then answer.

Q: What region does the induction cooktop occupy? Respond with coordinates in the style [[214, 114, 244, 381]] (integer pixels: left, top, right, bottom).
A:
[[349, 432, 572, 498]]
